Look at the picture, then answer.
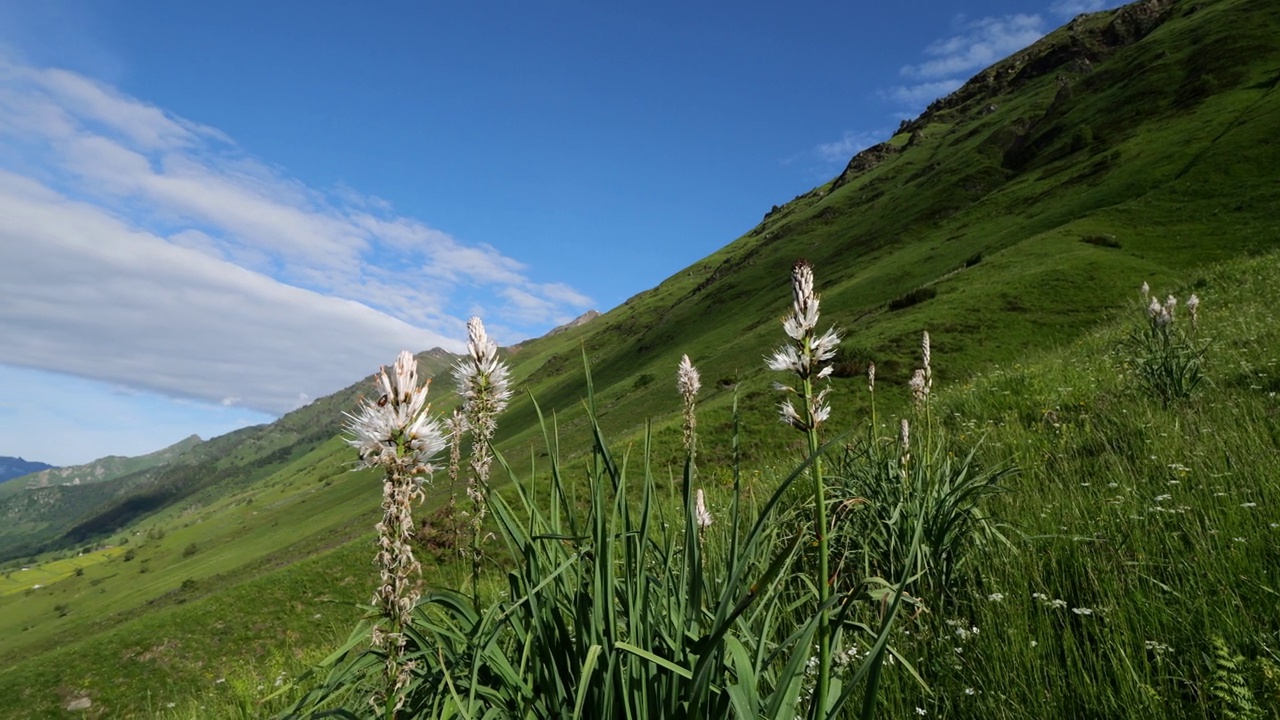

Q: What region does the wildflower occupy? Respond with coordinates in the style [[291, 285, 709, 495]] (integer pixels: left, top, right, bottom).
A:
[[767, 259, 840, 712], [964, 688, 976, 696], [1141, 281, 1150, 300], [910, 369, 928, 405], [1071, 607, 1093, 615], [345, 350, 446, 707], [695, 488, 713, 529], [1186, 293, 1200, 329], [454, 317, 513, 610], [921, 331, 933, 391], [678, 354, 700, 457], [916, 708, 927, 716], [867, 361, 876, 393], [767, 259, 840, 431], [347, 351, 445, 474], [444, 408, 467, 552], [987, 592, 1005, 602]]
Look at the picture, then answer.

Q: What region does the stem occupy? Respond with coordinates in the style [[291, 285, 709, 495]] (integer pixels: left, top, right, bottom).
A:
[[802, 374, 832, 717]]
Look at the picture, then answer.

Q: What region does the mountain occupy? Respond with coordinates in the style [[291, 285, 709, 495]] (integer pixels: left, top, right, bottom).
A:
[[0, 457, 55, 484], [0, 435, 202, 497], [1, 0, 1278, 715]]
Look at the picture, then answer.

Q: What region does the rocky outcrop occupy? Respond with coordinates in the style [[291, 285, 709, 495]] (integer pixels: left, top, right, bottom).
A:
[[897, 0, 1178, 136], [832, 142, 902, 189]]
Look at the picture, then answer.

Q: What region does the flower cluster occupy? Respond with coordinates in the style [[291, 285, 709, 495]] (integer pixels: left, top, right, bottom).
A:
[[1141, 282, 1201, 330], [345, 350, 446, 710], [909, 332, 933, 406], [347, 350, 446, 475], [455, 317, 512, 440], [677, 354, 700, 456], [453, 317, 514, 603], [767, 259, 841, 431]]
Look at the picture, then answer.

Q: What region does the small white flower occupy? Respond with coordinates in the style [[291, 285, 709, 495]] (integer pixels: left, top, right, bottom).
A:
[[677, 354, 701, 399], [916, 708, 927, 716], [454, 317, 512, 420], [910, 369, 929, 403], [1071, 607, 1093, 615], [694, 488, 713, 529], [987, 592, 1004, 602], [964, 687, 976, 696]]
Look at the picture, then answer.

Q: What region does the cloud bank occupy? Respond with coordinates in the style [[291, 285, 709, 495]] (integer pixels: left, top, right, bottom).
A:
[[0, 52, 591, 415]]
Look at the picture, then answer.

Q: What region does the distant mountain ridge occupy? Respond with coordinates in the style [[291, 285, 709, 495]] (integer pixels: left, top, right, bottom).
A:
[[0, 435, 203, 497], [0, 457, 56, 484]]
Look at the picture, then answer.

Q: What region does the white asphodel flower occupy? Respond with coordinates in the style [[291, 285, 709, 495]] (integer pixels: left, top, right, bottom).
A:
[[1152, 295, 1172, 320], [921, 331, 932, 389], [909, 369, 929, 404], [767, 259, 842, 431], [454, 317, 512, 419], [677, 354, 701, 399], [1186, 293, 1200, 329], [347, 350, 446, 473], [694, 488, 713, 529]]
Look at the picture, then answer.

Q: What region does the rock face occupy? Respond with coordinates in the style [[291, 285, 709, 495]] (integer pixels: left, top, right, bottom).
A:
[[832, 142, 902, 190]]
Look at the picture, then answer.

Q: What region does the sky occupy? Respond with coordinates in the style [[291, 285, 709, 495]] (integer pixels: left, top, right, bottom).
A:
[[0, 0, 1122, 466]]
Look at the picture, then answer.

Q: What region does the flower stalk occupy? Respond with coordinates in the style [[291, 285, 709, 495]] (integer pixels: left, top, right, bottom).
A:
[[766, 258, 841, 716], [453, 317, 512, 611], [678, 354, 701, 463], [345, 350, 446, 716]]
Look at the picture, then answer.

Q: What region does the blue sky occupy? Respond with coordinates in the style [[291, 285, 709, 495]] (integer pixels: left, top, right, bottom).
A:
[[0, 0, 1119, 466]]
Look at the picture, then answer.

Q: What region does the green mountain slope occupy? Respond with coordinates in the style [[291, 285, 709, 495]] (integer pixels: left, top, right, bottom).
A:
[[486, 0, 1279, 467], [1, 0, 1278, 715]]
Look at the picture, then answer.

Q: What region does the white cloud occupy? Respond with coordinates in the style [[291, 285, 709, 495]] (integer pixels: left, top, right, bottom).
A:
[[901, 14, 1045, 81], [882, 79, 966, 108], [1049, 0, 1117, 18], [880, 13, 1048, 115], [814, 130, 882, 164], [0, 52, 593, 417]]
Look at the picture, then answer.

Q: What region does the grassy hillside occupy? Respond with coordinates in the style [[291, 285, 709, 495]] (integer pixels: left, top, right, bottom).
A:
[[1, 0, 1278, 715]]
